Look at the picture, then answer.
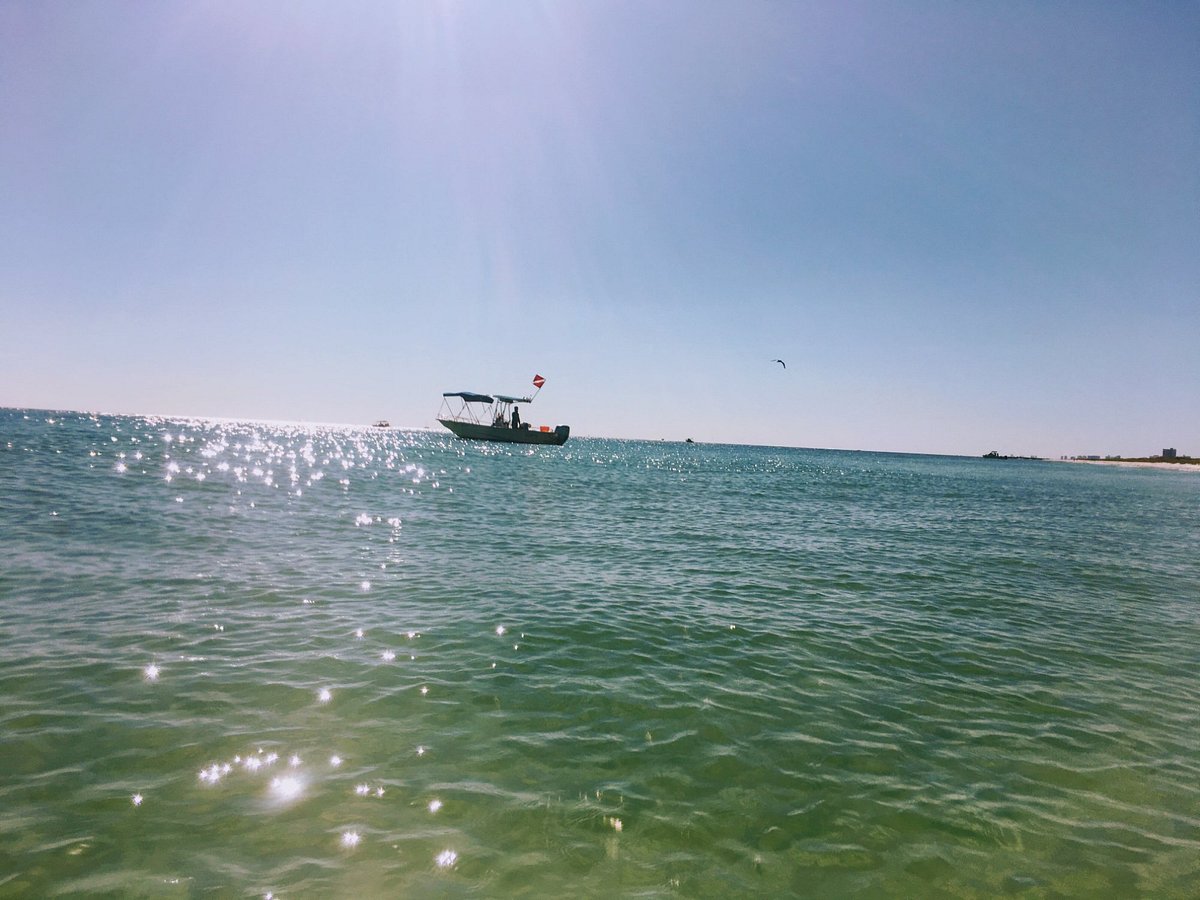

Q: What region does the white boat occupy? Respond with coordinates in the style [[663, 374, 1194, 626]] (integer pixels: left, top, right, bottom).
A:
[[437, 380, 569, 446]]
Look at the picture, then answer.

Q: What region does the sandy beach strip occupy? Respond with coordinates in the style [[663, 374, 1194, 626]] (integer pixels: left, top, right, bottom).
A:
[[1054, 458, 1200, 472]]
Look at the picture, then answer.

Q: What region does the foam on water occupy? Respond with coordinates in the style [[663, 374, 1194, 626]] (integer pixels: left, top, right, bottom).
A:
[[1, 409, 1198, 896]]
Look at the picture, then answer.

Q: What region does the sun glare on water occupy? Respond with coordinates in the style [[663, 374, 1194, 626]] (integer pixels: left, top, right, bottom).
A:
[[269, 775, 305, 804]]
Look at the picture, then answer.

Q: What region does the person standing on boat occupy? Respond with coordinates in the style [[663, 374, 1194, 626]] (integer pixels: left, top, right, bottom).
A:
[[511, 406, 521, 429]]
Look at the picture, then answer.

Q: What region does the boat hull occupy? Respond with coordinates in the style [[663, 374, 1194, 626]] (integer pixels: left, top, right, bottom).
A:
[[439, 420, 570, 446]]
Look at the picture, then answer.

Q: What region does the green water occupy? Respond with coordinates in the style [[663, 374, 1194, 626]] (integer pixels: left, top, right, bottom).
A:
[[1, 410, 1197, 897]]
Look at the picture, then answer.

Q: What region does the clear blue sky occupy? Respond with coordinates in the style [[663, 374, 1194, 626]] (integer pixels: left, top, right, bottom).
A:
[[2, 2, 1197, 456]]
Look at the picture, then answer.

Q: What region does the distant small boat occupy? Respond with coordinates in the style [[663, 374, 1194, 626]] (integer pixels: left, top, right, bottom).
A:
[[437, 391, 569, 446], [372, 420, 390, 428]]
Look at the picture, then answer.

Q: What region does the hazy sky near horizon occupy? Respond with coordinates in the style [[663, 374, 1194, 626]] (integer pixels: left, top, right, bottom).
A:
[[2, 1, 1197, 455]]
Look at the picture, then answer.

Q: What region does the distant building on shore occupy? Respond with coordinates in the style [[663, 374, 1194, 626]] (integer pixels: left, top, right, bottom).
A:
[[1162, 448, 1177, 459]]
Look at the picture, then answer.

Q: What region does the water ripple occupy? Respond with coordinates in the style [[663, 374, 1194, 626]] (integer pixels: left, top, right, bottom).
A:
[[0, 412, 1198, 896]]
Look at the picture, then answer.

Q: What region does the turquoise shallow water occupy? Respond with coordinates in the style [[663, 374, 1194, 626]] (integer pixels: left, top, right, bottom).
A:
[[1, 409, 1198, 898]]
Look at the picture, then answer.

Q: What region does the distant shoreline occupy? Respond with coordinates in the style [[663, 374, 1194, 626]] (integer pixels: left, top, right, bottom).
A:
[[1055, 458, 1200, 472]]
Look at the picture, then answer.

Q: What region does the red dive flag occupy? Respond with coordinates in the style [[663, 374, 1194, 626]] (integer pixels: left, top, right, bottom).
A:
[[532, 374, 546, 389]]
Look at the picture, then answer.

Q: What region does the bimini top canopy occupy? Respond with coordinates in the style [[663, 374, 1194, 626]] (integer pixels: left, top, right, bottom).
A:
[[442, 391, 494, 404]]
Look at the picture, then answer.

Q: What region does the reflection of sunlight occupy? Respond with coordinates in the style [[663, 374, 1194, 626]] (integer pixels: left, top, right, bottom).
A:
[[341, 830, 361, 849], [198, 764, 223, 784], [269, 775, 305, 804], [436, 849, 458, 868], [131, 793, 144, 806], [428, 799, 442, 813], [144, 664, 160, 681], [318, 688, 332, 703]]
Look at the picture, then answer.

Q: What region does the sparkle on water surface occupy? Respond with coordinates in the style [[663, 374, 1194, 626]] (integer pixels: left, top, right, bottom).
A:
[[1, 411, 1198, 897], [268, 775, 304, 804]]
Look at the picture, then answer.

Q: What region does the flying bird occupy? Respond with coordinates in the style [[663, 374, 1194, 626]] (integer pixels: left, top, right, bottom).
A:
[[771, 359, 786, 369]]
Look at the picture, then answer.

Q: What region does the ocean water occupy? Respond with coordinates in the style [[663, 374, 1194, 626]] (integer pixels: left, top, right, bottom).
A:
[[1, 409, 1198, 899]]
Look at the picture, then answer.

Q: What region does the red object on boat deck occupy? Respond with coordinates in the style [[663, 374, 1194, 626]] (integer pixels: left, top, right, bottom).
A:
[[540, 425, 550, 432]]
